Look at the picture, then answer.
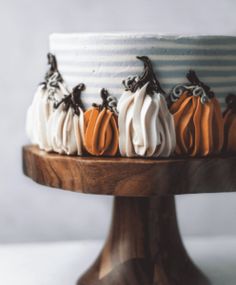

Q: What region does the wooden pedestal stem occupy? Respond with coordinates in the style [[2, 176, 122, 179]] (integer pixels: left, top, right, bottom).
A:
[[78, 196, 209, 285]]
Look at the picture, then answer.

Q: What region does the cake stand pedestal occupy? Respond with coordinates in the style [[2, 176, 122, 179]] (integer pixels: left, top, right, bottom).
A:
[[23, 145, 236, 285]]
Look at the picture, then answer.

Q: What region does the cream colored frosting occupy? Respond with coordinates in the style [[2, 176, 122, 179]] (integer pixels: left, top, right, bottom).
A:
[[26, 74, 69, 151], [47, 105, 84, 155], [118, 83, 176, 157]]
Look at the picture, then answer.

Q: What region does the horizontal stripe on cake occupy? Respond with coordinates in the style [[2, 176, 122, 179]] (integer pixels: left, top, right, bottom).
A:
[[60, 70, 236, 78], [50, 34, 236, 46], [51, 48, 236, 56], [55, 59, 236, 67], [59, 65, 236, 73], [64, 75, 236, 85], [64, 79, 236, 91], [54, 54, 236, 62], [50, 42, 236, 51]]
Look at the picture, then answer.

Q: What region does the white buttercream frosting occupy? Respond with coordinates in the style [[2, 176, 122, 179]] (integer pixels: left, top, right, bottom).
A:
[[26, 74, 69, 151], [26, 52, 86, 156], [118, 83, 176, 157], [47, 105, 84, 155]]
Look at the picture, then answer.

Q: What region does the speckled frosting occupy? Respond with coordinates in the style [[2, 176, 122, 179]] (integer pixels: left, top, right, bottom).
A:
[[50, 33, 236, 108]]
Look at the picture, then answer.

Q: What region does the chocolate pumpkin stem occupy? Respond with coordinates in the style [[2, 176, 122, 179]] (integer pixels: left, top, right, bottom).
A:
[[45, 53, 63, 83], [186, 70, 214, 99], [48, 53, 58, 72], [72, 83, 86, 112], [101, 88, 109, 108], [92, 89, 118, 114], [54, 94, 71, 110], [93, 88, 109, 110], [54, 83, 86, 116], [123, 56, 165, 94], [137, 56, 165, 94], [225, 93, 236, 113]]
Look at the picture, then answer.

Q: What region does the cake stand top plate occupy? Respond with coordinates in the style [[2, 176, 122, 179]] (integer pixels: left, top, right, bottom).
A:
[[23, 145, 236, 197]]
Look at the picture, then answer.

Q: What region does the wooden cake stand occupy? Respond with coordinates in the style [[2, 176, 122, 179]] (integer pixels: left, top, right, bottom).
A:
[[23, 145, 236, 285]]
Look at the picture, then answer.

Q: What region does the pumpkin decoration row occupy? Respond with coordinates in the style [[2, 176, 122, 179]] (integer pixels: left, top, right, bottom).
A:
[[26, 53, 236, 158]]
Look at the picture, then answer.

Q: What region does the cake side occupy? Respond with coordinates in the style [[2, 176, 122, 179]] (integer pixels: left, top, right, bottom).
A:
[[49, 33, 236, 108]]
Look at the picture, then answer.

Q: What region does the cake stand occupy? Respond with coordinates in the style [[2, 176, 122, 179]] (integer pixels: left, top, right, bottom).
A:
[[23, 145, 236, 285]]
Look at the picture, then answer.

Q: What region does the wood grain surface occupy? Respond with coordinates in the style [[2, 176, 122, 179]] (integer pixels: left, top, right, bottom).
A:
[[77, 197, 209, 285], [22, 145, 219, 284], [23, 145, 236, 197]]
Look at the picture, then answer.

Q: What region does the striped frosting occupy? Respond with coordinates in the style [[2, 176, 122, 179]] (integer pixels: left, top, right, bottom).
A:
[[49, 33, 236, 108]]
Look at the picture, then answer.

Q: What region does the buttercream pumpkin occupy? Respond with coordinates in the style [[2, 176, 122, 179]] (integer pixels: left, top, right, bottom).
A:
[[169, 70, 224, 157], [118, 56, 176, 157], [223, 94, 236, 153], [47, 83, 85, 155], [26, 53, 69, 151], [84, 89, 119, 156]]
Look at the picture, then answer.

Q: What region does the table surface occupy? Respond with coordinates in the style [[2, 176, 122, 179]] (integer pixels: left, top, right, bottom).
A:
[[23, 145, 236, 196], [0, 237, 235, 285]]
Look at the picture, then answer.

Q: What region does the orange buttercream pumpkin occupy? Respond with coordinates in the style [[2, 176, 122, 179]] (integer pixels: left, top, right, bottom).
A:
[[84, 89, 119, 156], [223, 94, 236, 153], [169, 70, 224, 157]]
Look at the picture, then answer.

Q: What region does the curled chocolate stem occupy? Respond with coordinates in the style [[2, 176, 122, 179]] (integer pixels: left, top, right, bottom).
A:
[[137, 56, 165, 94], [54, 83, 86, 116], [93, 88, 109, 110], [45, 53, 63, 82], [93, 88, 118, 114], [54, 95, 71, 110], [101, 88, 109, 109], [123, 56, 165, 95], [48, 53, 58, 72], [186, 70, 214, 99], [72, 83, 86, 112]]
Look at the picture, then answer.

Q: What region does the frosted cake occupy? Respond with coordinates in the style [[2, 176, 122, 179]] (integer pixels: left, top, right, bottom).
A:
[[26, 33, 236, 157]]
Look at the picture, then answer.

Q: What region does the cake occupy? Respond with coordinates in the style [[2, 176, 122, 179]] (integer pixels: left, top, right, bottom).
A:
[[26, 33, 236, 157], [49, 34, 236, 108]]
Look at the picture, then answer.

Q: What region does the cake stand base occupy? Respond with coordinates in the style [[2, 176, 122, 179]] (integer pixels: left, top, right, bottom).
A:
[[24, 146, 236, 285], [77, 196, 209, 285]]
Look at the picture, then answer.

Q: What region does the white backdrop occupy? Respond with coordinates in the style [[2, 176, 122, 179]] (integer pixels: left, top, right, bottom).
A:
[[0, 0, 236, 243]]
